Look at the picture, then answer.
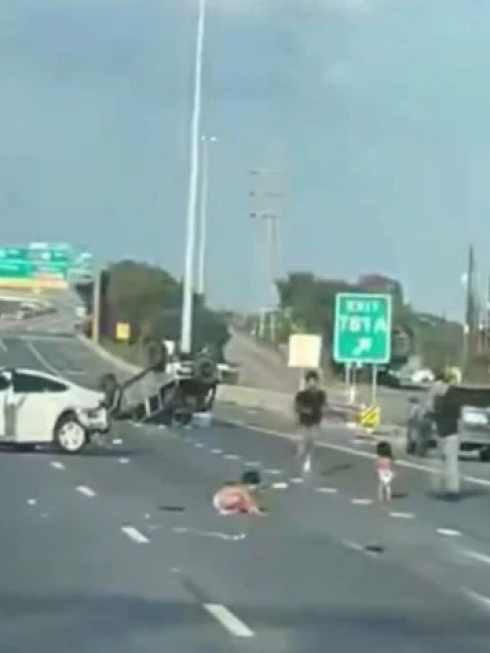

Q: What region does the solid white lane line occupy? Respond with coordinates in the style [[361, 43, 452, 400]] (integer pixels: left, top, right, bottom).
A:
[[463, 475, 490, 487], [465, 589, 490, 611], [25, 340, 60, 375], [460, 549, 490, 565], [76, 485, 96, 497], [225, 419, 490, 489], [203, 604, 254, 638], [50, 461, 65, 470], [121, 526, 149, 544]]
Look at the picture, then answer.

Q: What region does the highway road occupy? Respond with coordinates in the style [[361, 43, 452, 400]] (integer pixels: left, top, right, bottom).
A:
[[3, 333, 490, 651], [225, 328, 302, 393], [226, 329, 418, 426]]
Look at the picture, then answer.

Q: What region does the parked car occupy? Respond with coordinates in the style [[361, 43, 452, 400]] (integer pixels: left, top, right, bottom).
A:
[[406, 385, 490, 461]]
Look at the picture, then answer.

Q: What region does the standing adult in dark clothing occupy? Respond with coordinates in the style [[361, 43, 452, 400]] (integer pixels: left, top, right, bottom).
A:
[[431, 374, 461, 499], [294, 370, 327, 473]]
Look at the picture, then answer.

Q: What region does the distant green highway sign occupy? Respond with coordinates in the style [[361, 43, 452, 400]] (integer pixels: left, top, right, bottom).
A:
[[333, 292, 392, 364], [0, 242, 96, 289], [0, 243, 72, 280]]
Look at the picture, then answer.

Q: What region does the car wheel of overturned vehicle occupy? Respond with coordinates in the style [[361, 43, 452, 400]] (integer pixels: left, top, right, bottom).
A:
[[54, 413, 88, 454]]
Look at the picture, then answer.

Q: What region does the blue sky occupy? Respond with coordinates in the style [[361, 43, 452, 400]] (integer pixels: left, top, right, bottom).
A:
[[1, 0, 489, 319]]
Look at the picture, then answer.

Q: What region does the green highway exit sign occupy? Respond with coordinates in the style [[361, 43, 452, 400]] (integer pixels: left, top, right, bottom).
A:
[[333, 293, 392, 364]]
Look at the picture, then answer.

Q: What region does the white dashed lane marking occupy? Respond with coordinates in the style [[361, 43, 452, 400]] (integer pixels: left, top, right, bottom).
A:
[[390, 511, 414, 519], [203, 604, 254, 638], [112, 438, 123, 445], [27, 498, 37, 506], [437, 528, 462, 537], [272, 482, 289, 489], [223, 454, 240, 461], [50, 461, 65, 470], [76, 485, 96, 498], [315, 487, 338, 494], [173, 526, 246, 541], [121, 526, 150, 544], [342, 540, 380, 558], [351, 498, 372, 505], [264, 469, 281, 475], [211, 449, 222, 455], [119, 458, 130, 464]]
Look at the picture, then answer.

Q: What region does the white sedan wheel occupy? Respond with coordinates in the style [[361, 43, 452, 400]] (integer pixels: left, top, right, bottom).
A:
[[57, 421, 86, 453]]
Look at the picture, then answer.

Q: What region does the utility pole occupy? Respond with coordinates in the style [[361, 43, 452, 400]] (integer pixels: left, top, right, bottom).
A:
[[462, 244, 476, 376], [248, 168, 283, 343], [477, 270, 487, 355], [486, 275, 490, 354]]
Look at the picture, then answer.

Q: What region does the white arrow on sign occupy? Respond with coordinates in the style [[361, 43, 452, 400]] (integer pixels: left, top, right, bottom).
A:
[[353, 337, 372, 356]]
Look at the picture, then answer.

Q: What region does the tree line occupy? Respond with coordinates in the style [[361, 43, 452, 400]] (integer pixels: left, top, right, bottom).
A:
[[77, 260, 229, 360], [248, 272, 464, 373]]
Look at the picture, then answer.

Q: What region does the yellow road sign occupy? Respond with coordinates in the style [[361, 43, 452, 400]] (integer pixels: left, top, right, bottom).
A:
[[359, 406, 381, 430], [115, 322, 130, 342]]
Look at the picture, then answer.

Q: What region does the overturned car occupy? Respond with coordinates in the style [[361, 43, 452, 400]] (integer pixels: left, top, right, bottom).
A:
[[99, 345, 220, 427]]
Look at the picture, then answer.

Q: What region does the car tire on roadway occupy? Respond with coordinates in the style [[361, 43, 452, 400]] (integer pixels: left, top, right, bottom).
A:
[[54, 413, 88, 454]]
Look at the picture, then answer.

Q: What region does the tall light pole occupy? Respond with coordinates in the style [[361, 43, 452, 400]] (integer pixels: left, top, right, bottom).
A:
[[180, 0, 206, 354], [197, 134, 217, 297]]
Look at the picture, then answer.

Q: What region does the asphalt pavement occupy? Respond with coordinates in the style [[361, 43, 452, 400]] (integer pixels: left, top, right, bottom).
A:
[[2, 333, 490, 650]]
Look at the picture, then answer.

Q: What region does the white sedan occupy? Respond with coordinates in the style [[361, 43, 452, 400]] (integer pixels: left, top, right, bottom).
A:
[[0, 367, 110, 453]]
